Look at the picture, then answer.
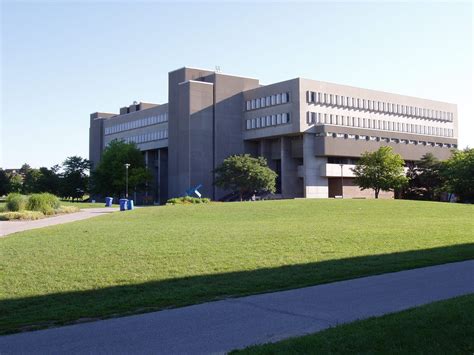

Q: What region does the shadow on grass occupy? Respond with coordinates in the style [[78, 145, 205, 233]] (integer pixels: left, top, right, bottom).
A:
[[1, 243, 473, 334]]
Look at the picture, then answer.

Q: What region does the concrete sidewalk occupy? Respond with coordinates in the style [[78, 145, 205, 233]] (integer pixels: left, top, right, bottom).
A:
[[1, 260, 473, 354], [0, 207, 119, 237]]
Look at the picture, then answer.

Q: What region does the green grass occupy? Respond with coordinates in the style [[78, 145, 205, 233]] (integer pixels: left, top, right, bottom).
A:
[[59, 200, 116, 209], [234, 294, 474, 354], [0, 199, 473, 334], [0, 200, 108, 211]]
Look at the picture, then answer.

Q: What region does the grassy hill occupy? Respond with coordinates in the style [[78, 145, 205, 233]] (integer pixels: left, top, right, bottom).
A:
[[1, 199, 473, 333]]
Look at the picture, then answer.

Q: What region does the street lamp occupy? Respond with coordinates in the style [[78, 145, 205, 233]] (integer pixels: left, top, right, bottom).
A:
[[339, 163, 344, 199], [124, 163, 131, 198]]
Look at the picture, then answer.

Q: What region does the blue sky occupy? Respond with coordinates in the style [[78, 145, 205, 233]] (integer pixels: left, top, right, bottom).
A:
[[1, 1, 472, 168]]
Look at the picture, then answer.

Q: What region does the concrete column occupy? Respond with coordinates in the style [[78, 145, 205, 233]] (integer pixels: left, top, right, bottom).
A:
[[281, 136, 300, 198], [303, 133, 328, 198]]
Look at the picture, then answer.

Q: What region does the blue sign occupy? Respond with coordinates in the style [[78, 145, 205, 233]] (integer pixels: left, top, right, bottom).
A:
[[186, 184, 202, 198]]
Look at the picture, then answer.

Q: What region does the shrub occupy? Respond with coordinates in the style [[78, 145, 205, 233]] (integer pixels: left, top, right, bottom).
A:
[[26, 193, 61, 215], [6, 193, 28, 212], [55, 206, 80, 214], [167, 196, 211, 205], [0, 211, 44, 221]]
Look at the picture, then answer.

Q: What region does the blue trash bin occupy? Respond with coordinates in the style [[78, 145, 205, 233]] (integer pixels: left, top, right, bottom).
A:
[[105, 197, 113, 207], [119, 198, 128, 211], [127, 200, 134, 210]]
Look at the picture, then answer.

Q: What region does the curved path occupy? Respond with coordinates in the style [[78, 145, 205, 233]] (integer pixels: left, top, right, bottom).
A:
[[0, 207, 119, 237], [1, 260, 473, 354]]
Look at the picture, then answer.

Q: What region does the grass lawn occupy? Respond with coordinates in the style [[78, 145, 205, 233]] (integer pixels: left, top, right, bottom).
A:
[[59, 200, 116, 209], [233, 294, 474, 354], [0, 199, 473, 334]]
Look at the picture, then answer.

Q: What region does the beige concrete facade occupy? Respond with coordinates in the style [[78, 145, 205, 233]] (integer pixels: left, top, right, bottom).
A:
[[89, 67, 458, 202]]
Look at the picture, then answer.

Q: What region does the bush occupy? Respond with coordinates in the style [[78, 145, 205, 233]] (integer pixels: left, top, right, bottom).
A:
[[0, 211, 44, 221], [167, 196, 211, 205], [55, 206, 80, 214], [26, 193, 61, 215], [5, 193, 28, 212]]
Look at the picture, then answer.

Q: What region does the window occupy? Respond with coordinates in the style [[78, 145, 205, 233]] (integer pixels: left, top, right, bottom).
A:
[[266, 115, 271, 126], [266, 96, 271, 106], [276, 93, 282, 105], [256, 99, 260, 109], [271, 95, 276, 105], [271, 115, 276, 125], [282, 92, 289, 103]]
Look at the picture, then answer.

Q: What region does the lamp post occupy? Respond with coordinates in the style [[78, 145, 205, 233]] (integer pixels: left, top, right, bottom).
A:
[[124, 163, 130, 198], [339, 163, 344, 199]]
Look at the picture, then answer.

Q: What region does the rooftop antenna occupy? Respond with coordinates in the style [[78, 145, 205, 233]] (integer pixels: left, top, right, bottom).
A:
[[133, 101, 138, 105], [215, 65, 221, 73]]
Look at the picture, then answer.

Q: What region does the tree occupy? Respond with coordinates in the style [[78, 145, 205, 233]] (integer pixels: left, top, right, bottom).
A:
[[442, 148, 474, 202], [92, 140, 151, 198], [352, 146, 408, 199], [8, 174, 23, 193], [403, 153, 443, 201], [416, 153, 443, 200], [0, 169, 9, 196], [22, 168, 42, 194], [214, 154, 277, 201], [60, 156, 91, 201], [37, 165, 61, 195]]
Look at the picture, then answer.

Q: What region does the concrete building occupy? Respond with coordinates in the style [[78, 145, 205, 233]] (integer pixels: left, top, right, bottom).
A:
[[89, 67, 458, 203]]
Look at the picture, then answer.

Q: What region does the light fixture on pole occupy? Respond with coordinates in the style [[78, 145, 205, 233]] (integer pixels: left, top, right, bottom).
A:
[[339, 163, 344, 199], [124, 163, 131, 198]]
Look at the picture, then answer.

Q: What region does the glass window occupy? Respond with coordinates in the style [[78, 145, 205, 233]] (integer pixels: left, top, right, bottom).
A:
[[342, 96, 347, 106], [266, 96, 271, 106], [271, 115, 276, 125], [271, 95, 276, 105], [276, 114, 282, 125], [276, 93, 282, 104], [266, 115, 271, 126], [246, 101, 251, 111], [282, 93, 289, 103]]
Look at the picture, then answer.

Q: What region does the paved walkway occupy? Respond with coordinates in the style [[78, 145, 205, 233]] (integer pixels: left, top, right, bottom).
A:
[[0, 207, 119, 237], [1, 260, 473, 354]]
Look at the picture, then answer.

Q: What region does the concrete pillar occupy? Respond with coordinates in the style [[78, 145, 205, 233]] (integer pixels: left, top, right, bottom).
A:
[[303, 133, 328, 198], [281, 136, 300, 198]]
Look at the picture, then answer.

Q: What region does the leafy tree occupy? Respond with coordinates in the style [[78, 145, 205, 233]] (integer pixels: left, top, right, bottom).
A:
[[0, 169, 9, 196], [442, 148, 474, 202], [8, 174, 23, 193], [352, 146, 408, 199], [60, 156, 91, 201], [403, 153, 443, 201], [37, 165, 61, 195], [22, 168, 42, 194], [214, 154, 277, 201], [92, 140, 151, 198], [416, 153, 443, 200]]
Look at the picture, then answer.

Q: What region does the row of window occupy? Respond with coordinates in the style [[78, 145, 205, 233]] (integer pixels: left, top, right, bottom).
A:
[[245, 92, 290, 111], [307, 111, 454, 138], [121, 129, 169, 144], [319, 131, 457, 149], [245, 112, 291, 130], [307, 91, 453, 122], [104, 112, 168, 135]]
